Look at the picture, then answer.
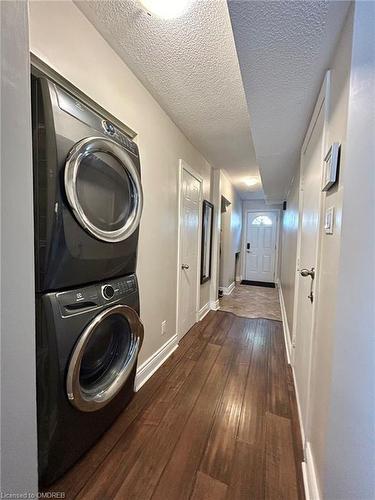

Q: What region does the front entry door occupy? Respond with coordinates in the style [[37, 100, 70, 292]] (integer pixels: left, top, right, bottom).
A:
[[245, 211, 278, 283], [178, 166, 201, 338]]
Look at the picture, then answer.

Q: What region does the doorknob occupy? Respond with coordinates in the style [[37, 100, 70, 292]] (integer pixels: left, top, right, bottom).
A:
[[181, 264, 189, 270], [300, 267, 315, 279], [300, 267, 315, 303]]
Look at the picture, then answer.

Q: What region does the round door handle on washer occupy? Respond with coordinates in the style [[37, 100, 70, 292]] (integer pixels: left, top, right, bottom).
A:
[[181, 264, 189, 270]]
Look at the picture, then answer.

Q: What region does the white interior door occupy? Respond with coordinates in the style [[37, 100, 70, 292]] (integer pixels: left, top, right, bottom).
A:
[[294, 92, 326, 432], [178, 166, 201, 338], [245, 211, 277, 283]]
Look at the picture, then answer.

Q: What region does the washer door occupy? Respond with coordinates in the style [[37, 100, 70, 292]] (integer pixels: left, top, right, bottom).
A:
[[66, 305, 144, 412], [65, 137, 143, 243]]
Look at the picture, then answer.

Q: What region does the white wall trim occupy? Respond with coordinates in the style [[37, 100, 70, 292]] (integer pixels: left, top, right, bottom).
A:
[[135, 334, 178, 391], [198, 302, 210, 321], [302, 442, 321, 500], [210, 299, 220, 311], [276, 280, 293, 365], [235, 275, 243, 282], [219, 281, 235, 295]]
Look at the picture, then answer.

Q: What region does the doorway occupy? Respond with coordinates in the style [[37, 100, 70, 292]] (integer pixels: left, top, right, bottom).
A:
[[176, 160, 203, 339], [243, 210, 279, 284]]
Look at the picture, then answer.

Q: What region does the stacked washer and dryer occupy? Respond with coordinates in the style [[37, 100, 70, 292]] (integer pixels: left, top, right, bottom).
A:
[[32, 75, 144, 485]]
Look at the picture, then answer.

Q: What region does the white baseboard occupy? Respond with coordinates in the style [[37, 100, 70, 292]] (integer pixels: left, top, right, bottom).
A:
[[210, 299, 220, 311], [135, 334, 178, 392], [235, 275, 242, 282], [291, 364, 305, 446], [198, 302, 210, 321], [302, 442, 321, 500], [220, 281, 235, 296], [276, 280, 293, 365]]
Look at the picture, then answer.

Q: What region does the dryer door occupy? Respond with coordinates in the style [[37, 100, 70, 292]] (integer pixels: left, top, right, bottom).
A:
[[66, 304, 144, 412], [64, 137, 143, 243]]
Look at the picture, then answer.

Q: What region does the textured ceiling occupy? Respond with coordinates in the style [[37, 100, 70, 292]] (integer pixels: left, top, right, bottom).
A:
[[228, 0, 351, 203], [76, 0, 261, 199]]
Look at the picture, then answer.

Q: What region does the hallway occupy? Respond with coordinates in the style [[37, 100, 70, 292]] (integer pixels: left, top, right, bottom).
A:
[[50, 310, 304, 499]]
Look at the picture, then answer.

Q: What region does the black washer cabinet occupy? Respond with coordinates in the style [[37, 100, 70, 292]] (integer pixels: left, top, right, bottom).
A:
[[37, 274, 144, 485], [32, 75, 143, 292]]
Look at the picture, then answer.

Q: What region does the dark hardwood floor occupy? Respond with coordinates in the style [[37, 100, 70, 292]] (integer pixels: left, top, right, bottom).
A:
[[50, 310, 305, 500]]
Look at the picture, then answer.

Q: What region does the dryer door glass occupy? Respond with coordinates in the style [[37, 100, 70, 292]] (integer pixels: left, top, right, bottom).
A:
[[65, 137, 143, 243], [77, 151, 134, 232], [66, 305, 144, 412]]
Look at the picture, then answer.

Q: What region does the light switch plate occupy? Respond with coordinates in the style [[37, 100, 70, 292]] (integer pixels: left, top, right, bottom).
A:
[[324, 206, 334, 234]]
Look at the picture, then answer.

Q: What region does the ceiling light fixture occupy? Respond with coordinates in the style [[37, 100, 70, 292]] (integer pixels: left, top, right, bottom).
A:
[[244, 177, 258, 187], [139, 0, 190, 19]]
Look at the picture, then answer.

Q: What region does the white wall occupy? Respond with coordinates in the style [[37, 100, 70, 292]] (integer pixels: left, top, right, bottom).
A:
[[0, 1, 38, 494], [280, 172, 300, 337], [280, 3, 375, 497], [219, 170, 242, 289], [323, 2, 375, 498], [307, 7, 354, 494], [29, 0, 213, 365]]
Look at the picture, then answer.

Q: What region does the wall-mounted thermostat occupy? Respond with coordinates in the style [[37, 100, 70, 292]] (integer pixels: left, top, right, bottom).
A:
[[324, 207, 335, 235]]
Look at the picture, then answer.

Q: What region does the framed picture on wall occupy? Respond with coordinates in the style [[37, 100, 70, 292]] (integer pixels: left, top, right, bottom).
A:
[[322, 143, 340, 191], [201, 200, 214, 284]]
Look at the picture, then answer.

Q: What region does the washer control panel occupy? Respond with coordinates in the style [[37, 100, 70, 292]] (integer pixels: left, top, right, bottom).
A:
[[111, 276, 137, 296], [56, 274, 138, 316]]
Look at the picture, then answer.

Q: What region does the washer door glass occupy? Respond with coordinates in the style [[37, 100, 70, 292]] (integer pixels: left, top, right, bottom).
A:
[[67, 305, 144, 412], [65, 137, 143, 243]]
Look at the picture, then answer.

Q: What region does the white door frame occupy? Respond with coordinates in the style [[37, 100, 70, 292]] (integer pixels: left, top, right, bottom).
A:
[[291, 71, 331, 447], [176, 159, 203, 340], [241, 209, 281, 283]]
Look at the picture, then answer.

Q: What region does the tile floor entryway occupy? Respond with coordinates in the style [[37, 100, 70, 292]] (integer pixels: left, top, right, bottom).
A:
[[219, 284, 282, 321]]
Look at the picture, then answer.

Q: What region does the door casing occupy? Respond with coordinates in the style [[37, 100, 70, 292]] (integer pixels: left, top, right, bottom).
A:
[[291, 71, 331, 452], [176, 159, 203, 340]]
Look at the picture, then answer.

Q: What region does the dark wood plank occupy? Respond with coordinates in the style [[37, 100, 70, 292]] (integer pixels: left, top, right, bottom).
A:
[[237, 319, 270, 446], [209, 311, 235, 345], [190, 471, 227, 500], [267, 320, 290, 418], [265, 412, 299, 500], [225, 438, 265, 500], [151, 318, 243, 500], [185, 311, 223, 360], [109, 343, 221, 500], [200, 310, 226, 341], [141, 357, 196, 425], [199, 318, 254, 484]]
